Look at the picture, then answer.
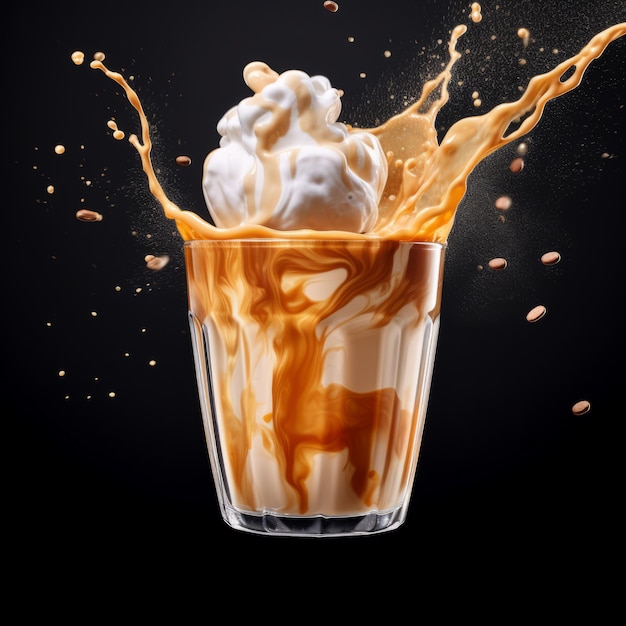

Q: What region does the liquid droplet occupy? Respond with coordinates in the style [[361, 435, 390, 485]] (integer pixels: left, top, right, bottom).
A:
[[571, 400, 590, 415], [526, 305, 546, 323], [541, 251, 561, 266]]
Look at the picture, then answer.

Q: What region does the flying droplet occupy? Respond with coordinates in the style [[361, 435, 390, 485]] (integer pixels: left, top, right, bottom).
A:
[[517, 28, 530, 47], [526, 305, 546, 323], [144, 254, 170, 271], [541, 251, 561, 266], [470, 2, 482, 23], [76, 209, 103, 222], [571, 400, 590, 416], [175, 155, 192, 167], [488, 257, 508, 270], [495, 195, 512, 210]]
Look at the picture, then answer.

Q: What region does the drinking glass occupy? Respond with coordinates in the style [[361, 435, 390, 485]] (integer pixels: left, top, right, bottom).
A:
[[185, 238, 445, 536]]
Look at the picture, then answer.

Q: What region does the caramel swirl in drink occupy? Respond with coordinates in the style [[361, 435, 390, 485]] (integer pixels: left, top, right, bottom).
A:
[[186, 239, 444, 516]]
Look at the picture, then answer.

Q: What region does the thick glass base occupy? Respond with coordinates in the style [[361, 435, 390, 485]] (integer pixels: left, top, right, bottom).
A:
[[222, 504, 407, 537]]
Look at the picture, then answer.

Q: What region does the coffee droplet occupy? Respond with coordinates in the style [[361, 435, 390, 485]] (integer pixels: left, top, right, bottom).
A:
[[517, 27, 530, 48], [495, 195, 512, 210], [71, 51, 85, 65], [76, 209, 103, 222], [510, 157, 525, 173], [526, 305, 546, 322], [175, 155, 192, 167], [54, 144, 66, 155], [488, 257, 508, 270], [144, 254, 170, 270], [105, 119, 124, 140], [571, 400, 591, 416], [470, 2, 482, 23], [323, 1, 339, 12], [541, 251, 561, 266]]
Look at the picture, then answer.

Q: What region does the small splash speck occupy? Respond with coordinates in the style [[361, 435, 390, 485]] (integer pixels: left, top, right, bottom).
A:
[[571, 400, 591, 416], [526, 305, 546, 323], [541, 251, 561, 266]]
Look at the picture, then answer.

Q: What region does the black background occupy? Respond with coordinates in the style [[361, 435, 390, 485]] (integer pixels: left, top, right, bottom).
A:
[[5, 0, 625, 610]]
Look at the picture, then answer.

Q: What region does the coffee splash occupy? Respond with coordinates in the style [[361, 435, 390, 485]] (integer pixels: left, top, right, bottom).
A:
[[87, 22, 625, 243]]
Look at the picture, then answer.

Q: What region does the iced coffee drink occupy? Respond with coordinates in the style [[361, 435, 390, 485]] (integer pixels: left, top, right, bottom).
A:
[[184, 62, 445, 534], [83, 19, 625, 535]]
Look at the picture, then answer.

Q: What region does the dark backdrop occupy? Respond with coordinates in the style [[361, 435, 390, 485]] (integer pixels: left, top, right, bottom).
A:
[[5, 0, 625, 609]]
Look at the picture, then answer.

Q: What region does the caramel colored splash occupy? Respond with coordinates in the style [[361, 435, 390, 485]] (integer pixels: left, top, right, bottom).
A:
[[89, 22, 625, 243]]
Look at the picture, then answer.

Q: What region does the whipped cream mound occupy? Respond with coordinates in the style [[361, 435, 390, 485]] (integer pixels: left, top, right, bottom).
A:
[[202, 62, 388, 233]]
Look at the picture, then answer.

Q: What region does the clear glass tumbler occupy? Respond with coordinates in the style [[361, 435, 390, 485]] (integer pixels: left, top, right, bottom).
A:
[[185, 239, 445, 536]]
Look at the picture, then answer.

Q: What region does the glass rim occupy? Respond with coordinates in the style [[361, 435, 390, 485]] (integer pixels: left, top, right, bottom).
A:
[[184, 238, 447, 249]]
